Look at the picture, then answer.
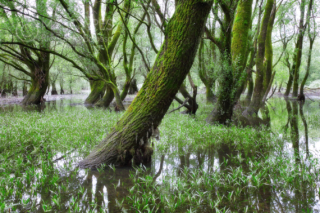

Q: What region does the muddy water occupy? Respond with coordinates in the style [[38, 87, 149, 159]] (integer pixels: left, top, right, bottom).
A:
[[1, 95, 320, 212]]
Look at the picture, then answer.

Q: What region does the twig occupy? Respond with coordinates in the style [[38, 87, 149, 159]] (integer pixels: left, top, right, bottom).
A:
[[168, 98, 189, 114]]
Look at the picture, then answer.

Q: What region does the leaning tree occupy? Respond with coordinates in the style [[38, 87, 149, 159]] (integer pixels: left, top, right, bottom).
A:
[[79, 0, 213, 168]]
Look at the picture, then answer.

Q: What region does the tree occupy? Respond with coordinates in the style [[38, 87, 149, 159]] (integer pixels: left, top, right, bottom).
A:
[[0, 0, 54, 104], [206, 0, 253, 124], [79, 0, 213, 168], [244, 0, 276, 116], [299, 0, 316, 100]]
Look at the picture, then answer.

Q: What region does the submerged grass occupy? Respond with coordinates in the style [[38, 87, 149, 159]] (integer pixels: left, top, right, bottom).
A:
[[0, 98, 319, 212]]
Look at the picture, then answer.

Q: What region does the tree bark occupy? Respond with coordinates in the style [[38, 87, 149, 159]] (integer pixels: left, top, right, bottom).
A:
[[299, 0, 314, 99], [22, 60, 50, 105], [244, 0, 274, 115], [292, 0, 306, 97], [128, 79, 138, 94], [207, 0, 253, 124], [23, 81, 28, 96], [51, 81, 58, 95], [284, 67, 293, 96], [85, 80, 106, 105], [245, 71, 254, 104], [94, 86, 114, 107], [12, 81, 18, 96], [299, 40, 313, 99], [79, 0, 212, 168]]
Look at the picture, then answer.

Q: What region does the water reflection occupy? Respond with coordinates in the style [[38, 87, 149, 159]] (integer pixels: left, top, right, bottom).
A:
[[2, 97, 320, 212]]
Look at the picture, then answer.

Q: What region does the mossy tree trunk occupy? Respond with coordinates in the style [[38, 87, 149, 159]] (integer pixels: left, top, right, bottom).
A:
[[292, 0, 307, 97], [198, 39, 215, 103], [79, 0, 212, 168], [85, 80, 106, 105], [244, 0, 275, 115], [299, 0, 314, 99], [22, 66, 49, 105], [206, 0, 252, 124], [94, 87, 114, 107], [284, 56, 293, 96], [299, 36, 314, 100]]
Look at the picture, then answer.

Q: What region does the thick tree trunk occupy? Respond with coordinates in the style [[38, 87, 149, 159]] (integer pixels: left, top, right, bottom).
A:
[[79, 0, 212, 168], [95, 86, 114, 107], [22, 67, 49, 105], [85, 80, 106, 105], [51, 81, 58, 95]]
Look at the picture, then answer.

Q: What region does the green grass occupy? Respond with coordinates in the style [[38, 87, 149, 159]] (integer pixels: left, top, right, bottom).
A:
[[0, 98, 319, 212]]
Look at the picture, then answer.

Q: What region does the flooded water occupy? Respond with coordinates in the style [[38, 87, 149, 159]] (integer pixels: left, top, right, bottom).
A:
[[1, 95, 320, 212]]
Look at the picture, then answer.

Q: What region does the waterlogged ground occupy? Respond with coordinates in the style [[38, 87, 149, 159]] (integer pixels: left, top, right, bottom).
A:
[[0, 97, 320, 212]]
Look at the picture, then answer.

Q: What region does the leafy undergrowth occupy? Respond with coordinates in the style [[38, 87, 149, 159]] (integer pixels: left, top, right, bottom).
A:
[[0, 99, 320, 212], [125, 101, 320, 212]]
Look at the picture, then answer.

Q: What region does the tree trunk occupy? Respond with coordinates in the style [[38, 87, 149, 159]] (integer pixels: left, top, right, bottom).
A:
[[205, 84, 215, 103], [51, 81, 58, 95], [299, 35, 315, 99], [292, 0, 306, 97], [198, 39, 215, 103], [245, 71, 254, 104], [120, 80, 130, 101], [85, 80, 106, 105], [8, 80, 13, 94], [12, 82, 18, 96], [284, 69, 293, 96], [128, 79, 138, 94], [179, 83, 198, 114], [278, 80, 282, 92], [94, 86, 114, 107], [79, 0, 212, 168], [23, 81, 28, 96], [244, 0, 274, 115], [207, 0, 253, 124], [22, 66, 49, 105]]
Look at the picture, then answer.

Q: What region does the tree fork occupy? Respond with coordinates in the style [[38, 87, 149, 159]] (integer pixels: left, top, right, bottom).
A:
[[79, 0, 213, 168]]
